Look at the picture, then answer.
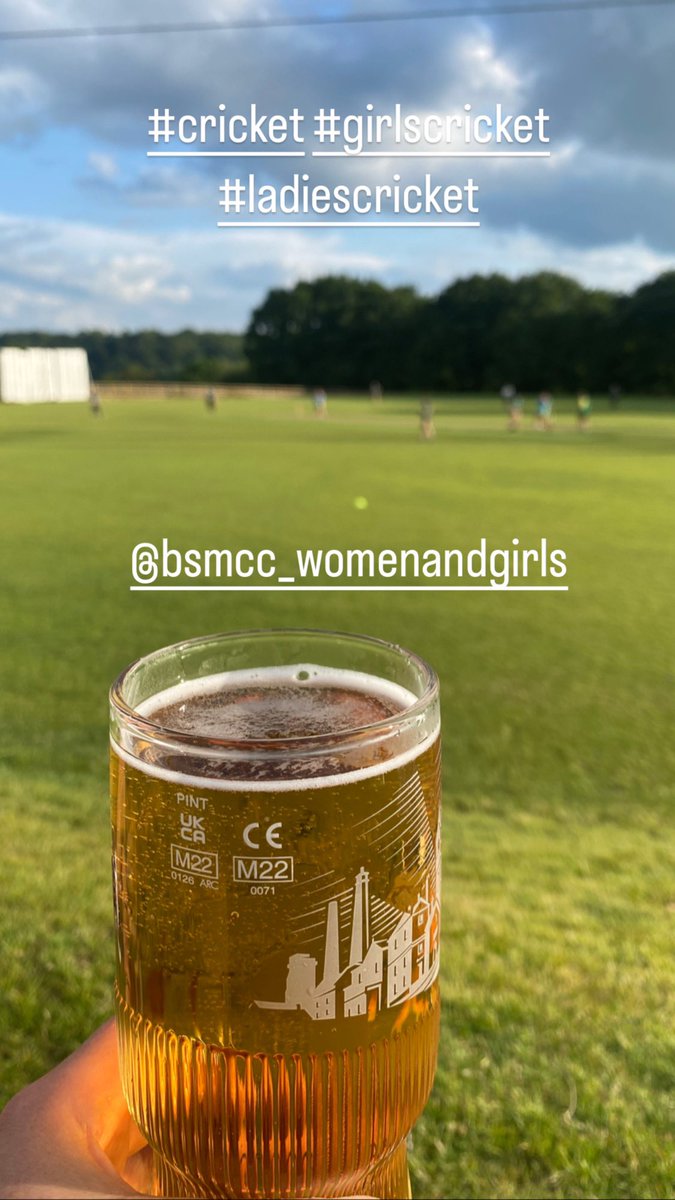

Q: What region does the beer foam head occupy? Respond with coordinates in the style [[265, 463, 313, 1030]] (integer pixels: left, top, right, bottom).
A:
[[114, 665, 437, 791], [138, 665, 415, 736]]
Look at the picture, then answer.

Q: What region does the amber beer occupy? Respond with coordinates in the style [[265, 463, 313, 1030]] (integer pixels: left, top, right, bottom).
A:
[[110, 631, 441, 1199]]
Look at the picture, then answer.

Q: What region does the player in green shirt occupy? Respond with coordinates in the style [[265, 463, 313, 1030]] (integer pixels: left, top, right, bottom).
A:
[[576, 392, 592, 430]]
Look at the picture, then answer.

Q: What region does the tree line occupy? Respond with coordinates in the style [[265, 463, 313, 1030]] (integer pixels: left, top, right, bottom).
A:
[[0, 329, 246, 384], [2, 269, 673, 392], [245, 270, 675, 394]]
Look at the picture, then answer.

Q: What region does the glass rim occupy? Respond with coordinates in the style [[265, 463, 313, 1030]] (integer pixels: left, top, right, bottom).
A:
[[110, 628, 439, 756]]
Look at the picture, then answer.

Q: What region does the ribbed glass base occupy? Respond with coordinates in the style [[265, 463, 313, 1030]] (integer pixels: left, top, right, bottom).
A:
[[117, 987, 437, 1200], [153, 1137, 411, 1198]]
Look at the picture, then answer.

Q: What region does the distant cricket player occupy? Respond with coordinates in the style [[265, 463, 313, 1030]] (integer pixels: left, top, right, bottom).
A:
[[507, 391, 524, 432], [576, 391, 592, 430], [535, 391, 554, 431], [419, 397, 436, 441], [312, 387, 328, 418]]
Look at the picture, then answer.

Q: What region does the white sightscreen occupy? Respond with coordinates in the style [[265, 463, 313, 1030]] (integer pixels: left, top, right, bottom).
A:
[[0, 347, 91, 404]]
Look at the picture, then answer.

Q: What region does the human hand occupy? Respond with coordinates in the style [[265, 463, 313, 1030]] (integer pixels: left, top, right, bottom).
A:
[[0, 1020, 152, 1199], [0, 1023, 374, 1200]]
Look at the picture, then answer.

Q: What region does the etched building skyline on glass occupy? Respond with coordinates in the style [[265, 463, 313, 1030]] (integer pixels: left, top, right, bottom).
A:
[[256, 831, 440, 1022]]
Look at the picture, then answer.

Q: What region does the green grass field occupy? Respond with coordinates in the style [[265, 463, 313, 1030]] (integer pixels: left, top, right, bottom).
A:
[[1, 394, 674, 1199]]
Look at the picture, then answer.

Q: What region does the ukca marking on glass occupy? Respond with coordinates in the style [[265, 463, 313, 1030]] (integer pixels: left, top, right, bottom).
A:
[[110, 630, 441, 1199]]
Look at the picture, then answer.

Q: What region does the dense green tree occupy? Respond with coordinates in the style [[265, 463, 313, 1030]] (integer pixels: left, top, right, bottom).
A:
[[489, 274, 618, 392], [245, 270, 672, 394], [412, 273, 514, 390], [245, 276, 424, 388], [2, 270, 674, 393], [616, 272, 675, 393]]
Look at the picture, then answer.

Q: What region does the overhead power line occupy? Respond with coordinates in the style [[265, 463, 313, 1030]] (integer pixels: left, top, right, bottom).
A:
[[0, 0, 672, 42]]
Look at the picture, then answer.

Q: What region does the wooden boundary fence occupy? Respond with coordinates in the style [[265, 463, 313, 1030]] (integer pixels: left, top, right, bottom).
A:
[[97, 382, 305, 401]]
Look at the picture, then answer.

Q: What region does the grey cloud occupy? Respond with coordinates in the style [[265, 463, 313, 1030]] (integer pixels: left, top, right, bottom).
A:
[[489, 8, 675, 160], [0, 0, 673, 294], [2, 3, 673, 157], [0, 1, 526, 144], [451, 150, 675, 252], [79, 160, 212, 209]]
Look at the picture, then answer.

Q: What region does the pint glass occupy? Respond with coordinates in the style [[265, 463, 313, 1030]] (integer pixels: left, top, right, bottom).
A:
[[110, 630, 441, 1199]]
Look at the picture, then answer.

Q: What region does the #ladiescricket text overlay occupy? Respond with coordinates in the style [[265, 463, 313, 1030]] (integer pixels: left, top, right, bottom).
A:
[[131, 539, 568, 592], [147, 102, 551, 227]]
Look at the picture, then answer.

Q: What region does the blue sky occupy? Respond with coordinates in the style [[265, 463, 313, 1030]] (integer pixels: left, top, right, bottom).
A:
[[0, 0, 673, 331]]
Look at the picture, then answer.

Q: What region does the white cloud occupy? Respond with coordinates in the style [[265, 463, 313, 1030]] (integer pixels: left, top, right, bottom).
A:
[[0, 0, 672, 328], [0, 66, 48, 134], [0, 208, 670, 334], [88, 151, 118, 181], [457, 29, 524, 95], [385, 226, 675, 296], [97, 253, 190, 305], [0, 211, 387, 330], [0, 67, 42, 104]]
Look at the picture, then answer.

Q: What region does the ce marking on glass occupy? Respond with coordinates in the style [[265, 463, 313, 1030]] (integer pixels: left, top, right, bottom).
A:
[[243, 821, 283, 850], [234, 822, 293, 884]]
